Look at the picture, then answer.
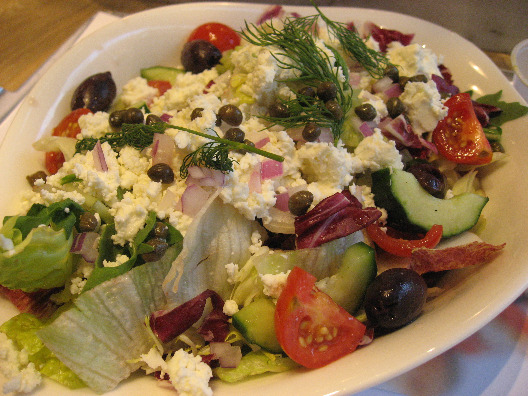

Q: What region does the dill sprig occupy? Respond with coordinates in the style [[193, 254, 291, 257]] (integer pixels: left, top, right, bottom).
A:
[[75, 122, 284, 179]]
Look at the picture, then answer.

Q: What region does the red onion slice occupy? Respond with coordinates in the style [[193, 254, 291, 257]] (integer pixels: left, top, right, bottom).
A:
[[209, 342, 242, 368], [186, 166, 225, 187], [263, 207, 295, 234], [249, 162, 262, 194], [180, 185, 211, 217], [152, 133, 176, 166], [261, 160, 283, 180], [255, 137, 270, 149], [160, 113, 172, 122], [383, 83, 402, 98], [372, 76, 393, 93], [92, 141, 108, 172], [274, 192, 290, 212], [358, 121, 375, 137], [71, 232, 99, 263]]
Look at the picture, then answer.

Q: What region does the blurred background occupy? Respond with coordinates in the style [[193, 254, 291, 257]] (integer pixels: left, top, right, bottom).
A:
[[1, 0, 527, 92]]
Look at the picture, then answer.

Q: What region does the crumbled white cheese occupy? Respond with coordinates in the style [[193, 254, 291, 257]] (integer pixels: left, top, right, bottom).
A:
[[139, 348, 212, 396], [260, 271, 291, 299], [103, 254, 129, 268], [400, 80, 448, 134], [119, 76, 158, 108], [387, 42, 443, 78], [0, 333, 42, 394], [223, 300, 239, 316], [0, 235, 14, 252], [353, 129, 403, 171], [225, 263, 240, 284], [78, 111, 112, 139]]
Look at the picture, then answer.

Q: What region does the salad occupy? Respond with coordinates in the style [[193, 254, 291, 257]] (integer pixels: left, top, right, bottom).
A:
[[1, 4, 527, 395]]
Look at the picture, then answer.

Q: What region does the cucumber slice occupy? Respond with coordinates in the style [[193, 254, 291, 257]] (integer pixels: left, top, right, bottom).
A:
[[372, 168, 489, 237], [316, 242, 376, 314], [37, 250, 175, 393], [232, 298, 282, 353], [140, 66, 184, 84]]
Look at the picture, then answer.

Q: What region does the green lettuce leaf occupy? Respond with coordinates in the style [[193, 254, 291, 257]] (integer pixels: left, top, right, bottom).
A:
[[0, 313, 85, 389], [214, 350, 298, 383]]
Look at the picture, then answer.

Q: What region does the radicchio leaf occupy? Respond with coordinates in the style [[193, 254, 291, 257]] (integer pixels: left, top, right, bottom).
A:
[[295, 192, 381, 249], [363, 22, 414, 52], [150, 289, 229, 344]]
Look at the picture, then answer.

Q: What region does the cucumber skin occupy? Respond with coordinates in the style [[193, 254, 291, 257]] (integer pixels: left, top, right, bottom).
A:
[[232, 298, 282, 353], [371, 168, 489, 237]]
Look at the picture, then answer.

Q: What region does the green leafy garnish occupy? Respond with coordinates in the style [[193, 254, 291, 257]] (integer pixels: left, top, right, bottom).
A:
[[60, 174, 83, 185]]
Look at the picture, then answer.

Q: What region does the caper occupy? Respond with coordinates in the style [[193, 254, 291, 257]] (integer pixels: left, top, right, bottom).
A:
[[147, 163, 175, 184], [317, 81, 337, 102], [224, 127, 245, 143], [354, 103, 377, 121], [384, 64, 400, 83], [490, 140, 505, 153], [398, 76, 410, 90], [386, 97, 405, 119], [288, 190, 314, 216], [122, 107, 144, 124], [26, 171, 47, 188], [218, 104, 243, 126], [190, 107, 204, 121], [78, 212, 99, 232], [297, 86, 316, 106], [268, 103, 290, 118], [146, 114, 163, 125], [151, 221, 169, 239], [141, 238, 169, 262], [325, 100, 344, 120], [109, 109, 127, 128], [71, 71, 116, 113], [181, 39, 222, 74], [236, 139, 255, 154], [409, 74, 428, 84], [302, 122, 321, 142]]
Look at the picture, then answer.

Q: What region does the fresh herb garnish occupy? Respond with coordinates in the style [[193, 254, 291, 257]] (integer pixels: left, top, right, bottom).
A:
[[239, 6, 391, 141], [75, 122, 284, 179], [60, 174, 83, 185]]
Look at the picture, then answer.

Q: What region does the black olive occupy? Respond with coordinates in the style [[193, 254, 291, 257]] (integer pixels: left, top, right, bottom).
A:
[[364, 268, 427, 330], [409, 74, 428, 84], [354, 103, 377, 121], [190, 107, 204, 121], [302, 122, 321, 142], [325, 99, 344, 120], [147, 163, 175, 184], [71, 71, 116, 112], [224, 127, 245, 143], [122, 108, 144, 124], [151, 221, 169, 239], [78, 212, 99, 232], [288, 190, 314, 216], [236, 139, 255, 154], [384, 64, 400, 83], [26, 171, 47, 187], [218, 104, 243, 126], [317, 81, 337, 102], [268, 103, 290, 118], [141, 238, 169, 262], [181, 39, 222, 74], [406, 162, 446, 198], [297, 86, 316, 106], [386, 97, 405, 119], [146, 114, 163, 125]]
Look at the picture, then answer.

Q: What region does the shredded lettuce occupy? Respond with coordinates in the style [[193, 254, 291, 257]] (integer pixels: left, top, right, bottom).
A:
[[0, 313, 85, 389], [0, 200, 84, 292], [214, 350, 298, 383]]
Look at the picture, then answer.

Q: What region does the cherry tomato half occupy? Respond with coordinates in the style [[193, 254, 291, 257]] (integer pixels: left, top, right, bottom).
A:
[[45, 108, 92, 174], [366, 223, 443, 257], [275, 267, 366, 368], [432, 93, 492, 165], [187, 22, 241, 52], [147, 80, 172, 96]]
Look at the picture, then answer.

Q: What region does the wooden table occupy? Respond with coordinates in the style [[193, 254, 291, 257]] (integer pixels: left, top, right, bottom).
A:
[[0, 0, 514, 92]]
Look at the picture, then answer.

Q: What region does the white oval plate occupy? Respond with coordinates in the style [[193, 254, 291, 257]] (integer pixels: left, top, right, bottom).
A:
[[1, 3, 528, 395]]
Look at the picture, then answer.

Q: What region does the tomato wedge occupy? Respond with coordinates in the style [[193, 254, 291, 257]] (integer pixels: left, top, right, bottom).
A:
[[433, 93, 492, 165], [45, 108, 91, 174], [275, 267, 366, 368], [366, 223, 443, 257], [187, 22, 241, 52], [147, 80, 172, 96]]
